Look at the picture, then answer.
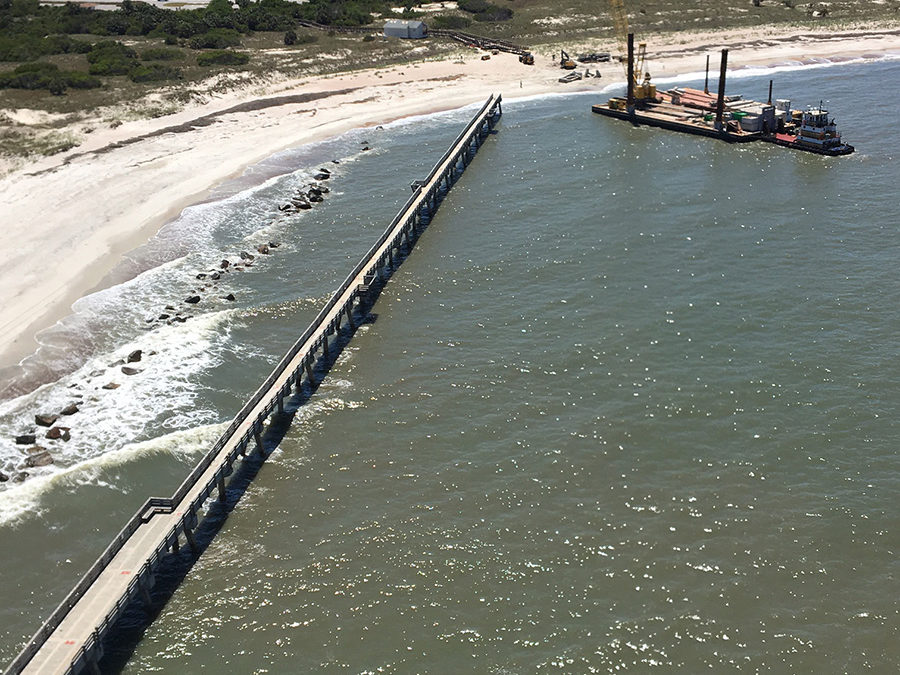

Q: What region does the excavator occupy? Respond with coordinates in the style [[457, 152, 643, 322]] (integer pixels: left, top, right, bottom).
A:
[[559, 49, 576, 70]]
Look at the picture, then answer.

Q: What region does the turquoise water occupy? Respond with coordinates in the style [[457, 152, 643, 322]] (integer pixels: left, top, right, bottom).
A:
[[1, 58, 899, 672]]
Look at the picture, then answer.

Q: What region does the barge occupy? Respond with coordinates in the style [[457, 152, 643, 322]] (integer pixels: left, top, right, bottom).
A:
[[592, 35, 854, 156]]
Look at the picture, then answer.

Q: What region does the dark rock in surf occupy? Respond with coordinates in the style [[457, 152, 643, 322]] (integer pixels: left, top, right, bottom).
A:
[[35, 414, 58, 427], [185, 295, 201, 304], [0, 471, 8, 482], [159, 314, 170, 320], [102, 382, 120, 390], [222, 293, 235, 302], [239, 251, 255, 261], [121, 366, 140, 375], [314, 173, 330, 181], [210, 272, 221, 280], [60, 403, 79, 416], [25, 448, 54, 468], [257, 244, 270, 255], [268, 241, 280, 248], [196, 273, 207, 280], [220, 259, 230, 269], [127, 349, 142, 363], [12, 472, 27, 483], [15, 434, 36, 445], [46, 427, 71, 441]]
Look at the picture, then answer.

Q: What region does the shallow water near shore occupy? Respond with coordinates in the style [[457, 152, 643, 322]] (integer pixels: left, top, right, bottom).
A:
[[2, 59, 899, 671]]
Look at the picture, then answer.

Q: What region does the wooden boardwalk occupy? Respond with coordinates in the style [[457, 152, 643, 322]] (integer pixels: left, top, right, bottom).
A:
[[6, 93, 502, 675]]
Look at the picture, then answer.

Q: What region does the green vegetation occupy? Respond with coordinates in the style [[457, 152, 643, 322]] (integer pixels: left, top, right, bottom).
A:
[[0, 61, 100, 94], [0, 34, 91, 62], [458, 0, 513, 22], [128, 62, 182, 81], [86, 40, 138, 75], [188, 28, 241, 50], [430, 15, 472, 30], [196, 50, 250, 67], [140, 46, 184, 61]]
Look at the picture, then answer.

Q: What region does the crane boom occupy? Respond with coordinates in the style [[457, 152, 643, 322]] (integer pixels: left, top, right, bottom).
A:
[[608, 0, 646, 85], [608, 0, 630, 66]]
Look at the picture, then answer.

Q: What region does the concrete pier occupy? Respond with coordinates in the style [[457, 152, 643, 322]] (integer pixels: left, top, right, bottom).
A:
[[4, 93, 502, 675]]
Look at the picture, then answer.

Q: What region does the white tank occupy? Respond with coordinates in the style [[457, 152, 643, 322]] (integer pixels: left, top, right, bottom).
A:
[[775, 99, 791, 112]]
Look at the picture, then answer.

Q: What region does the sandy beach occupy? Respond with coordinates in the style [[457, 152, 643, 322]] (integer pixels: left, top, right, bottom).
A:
[[1, 25, 898, 396]]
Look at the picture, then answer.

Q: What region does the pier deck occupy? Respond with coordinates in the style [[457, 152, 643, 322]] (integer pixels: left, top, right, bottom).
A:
[[6, 93, 502, 675]]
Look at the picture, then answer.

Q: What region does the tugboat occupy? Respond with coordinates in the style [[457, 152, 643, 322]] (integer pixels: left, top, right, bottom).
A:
[[765, 103, 855, 156]]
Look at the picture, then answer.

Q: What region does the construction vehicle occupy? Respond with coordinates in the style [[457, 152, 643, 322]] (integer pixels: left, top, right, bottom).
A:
[[519, 52, 534, 65], [560, 49, 576, 70], [577, 52, 611, 63]]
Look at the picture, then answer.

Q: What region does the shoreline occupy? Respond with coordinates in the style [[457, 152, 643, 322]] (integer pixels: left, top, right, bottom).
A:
[[1, 25, 899, 397]]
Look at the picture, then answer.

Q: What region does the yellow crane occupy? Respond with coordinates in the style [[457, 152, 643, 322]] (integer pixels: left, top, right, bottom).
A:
[[608, 0, 654, 101]]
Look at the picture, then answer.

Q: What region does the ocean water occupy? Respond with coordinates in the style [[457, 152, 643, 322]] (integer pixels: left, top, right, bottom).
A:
[[1, 58, 898, 672]]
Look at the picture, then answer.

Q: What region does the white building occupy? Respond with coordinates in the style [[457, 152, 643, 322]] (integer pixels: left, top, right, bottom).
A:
[[383, 19, 427, 39]]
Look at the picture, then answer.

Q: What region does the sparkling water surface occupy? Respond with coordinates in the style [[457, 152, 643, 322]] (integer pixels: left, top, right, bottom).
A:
[[1, 60, 898, 673]]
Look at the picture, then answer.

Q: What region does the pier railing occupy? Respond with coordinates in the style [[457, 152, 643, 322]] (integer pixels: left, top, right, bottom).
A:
[[5, 93, 502, 675]]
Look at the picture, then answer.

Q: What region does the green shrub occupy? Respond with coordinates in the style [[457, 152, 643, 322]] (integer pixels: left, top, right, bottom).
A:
[[430, 14, 471, 29], [140, 46, 184, 60], [0, 34, 91, 62], [0, 61, 101, 93], [457, 0, 512, 21], [128, 62, 182, 81], [474, 8, 511, 21], [196, 49, 249, 66], [13, 60, 59, 74], [48, 77, 66, 95], [457, 0, 490, 12], [64, 71, 102, 89], [188, 28, 241, 49], [283, 29, 296, 45], [87, 40, 138, 75]]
